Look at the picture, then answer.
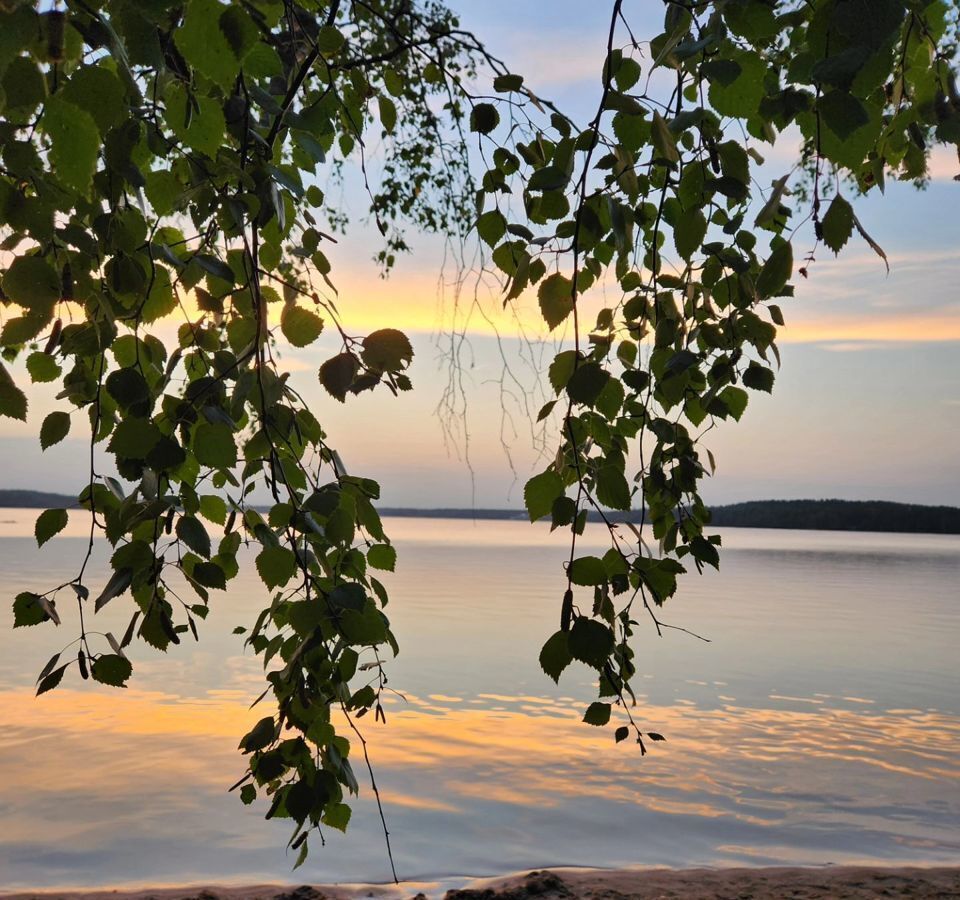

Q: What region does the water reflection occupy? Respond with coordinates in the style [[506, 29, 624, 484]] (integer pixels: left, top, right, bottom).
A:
[[2, 683, 959, 888], [1, 513, 959, 888]]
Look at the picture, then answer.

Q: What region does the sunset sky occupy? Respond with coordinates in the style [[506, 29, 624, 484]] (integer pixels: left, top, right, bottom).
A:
[[1, 0, 957, 508]]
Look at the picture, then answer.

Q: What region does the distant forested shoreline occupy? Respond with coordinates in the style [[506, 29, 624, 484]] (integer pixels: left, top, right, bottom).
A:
[[379, 500, 960, 535], [1, 490, 958, 535], [705, 499, 960, 534]]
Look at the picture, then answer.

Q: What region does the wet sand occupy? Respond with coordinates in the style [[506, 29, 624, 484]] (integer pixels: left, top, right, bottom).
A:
[[5, 866, 960, 900]]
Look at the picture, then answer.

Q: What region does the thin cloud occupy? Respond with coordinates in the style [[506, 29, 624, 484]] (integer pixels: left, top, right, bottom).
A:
[[928, 145, 960, 181]]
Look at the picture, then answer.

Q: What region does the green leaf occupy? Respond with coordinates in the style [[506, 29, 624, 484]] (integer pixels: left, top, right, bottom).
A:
[[219, 6, 258, 61], [199, 494, 227, 525], [551, 495, 577, 531], [361, 329, 413, 372], [91, 654, 133, 687], [60, 64, 127, 134], [147, 436, 187, 472], [378, 95, 397, 132], [316, 25, 345, 54], [477, 209, 507, 247], [144, 170, 183, 217], [754, 174, 791, 228], [470, 102, 499, 134], [720, 386, 749, 421], [35, 508, 68, 547], [690, 535, 720, 569], [0, 361, 27, 422], [674, 207, 707, 261], [569, 556, 607, 586], [493, 73, 524, 92], [524, 470, 564, 522], [293, 841, 309, 871], [651, 110, 679, 164], [174, 0, 241, 91], [367, 544, 396, 572], [701, 59, 741, 88], [596, 377, 625, 420], [13, 591, 51, 628], [322, 802, 352, 832], [108, 418, 162, 459], [810, 48, 871, 90], [821, 195, 854, 254], [36, 665, 67, 695], [568, 617, 614, 668], [614, 57, 642, 91], [538, 273, 574, 330], [319, 353, 359, 402], [665, 350, 702, 380], [193, 422, 238, 469], [341, 604, 388, 645], [567, 363, 610, 406], [105, 368, 150, 413], [26, 351, 60, 383], [812, 92, 881, 169], [36, 652, 63, 689], [193, 561, 227, 590], [177, 516, 211, 559], [583, 702, 611, 726], [281, 304, 324, 348], [256, 545, 298, 590], [818, 89, 870, 140], [2, 255, 60, 311], [285, 781, 314, 823], [756, 241, 793, 299], [164, 83, 226, 158], [40, 410, 70, 450], [240, 716, 276, 753], [1, 56, 46, 114], [708, 50, 765, 119], [141, 268, 177, 323], [528, 167, 569, 192], [596, 466, 631, 511], [195, 254, 236, 284], [383, 68, 403, 97], [548, 350, 578, 394], [2, 314, 52, 346], [42, 96, 100, 194], [94, 568, 133, 612], [742, 362, 775, 393], [724, 2, 778, 40], [539, 631, 572, 683], [240, 784, 256, 805]]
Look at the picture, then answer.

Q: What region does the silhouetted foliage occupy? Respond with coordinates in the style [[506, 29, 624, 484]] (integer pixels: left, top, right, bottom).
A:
[[2, 0, 957, 868]]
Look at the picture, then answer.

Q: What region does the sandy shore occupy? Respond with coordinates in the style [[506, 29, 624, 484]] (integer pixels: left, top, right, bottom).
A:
[[5, 867, 960, 900]]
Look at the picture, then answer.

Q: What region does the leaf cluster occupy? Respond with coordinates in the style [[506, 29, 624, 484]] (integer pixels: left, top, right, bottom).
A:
[[2, 0, 957, 867]]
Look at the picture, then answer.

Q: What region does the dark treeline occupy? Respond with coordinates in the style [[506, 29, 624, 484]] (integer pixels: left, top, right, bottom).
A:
[[0, 489, 76, 509], [1, 492, 958, 535], [705, 499, 960, 535], [381, 500, 960, 534]]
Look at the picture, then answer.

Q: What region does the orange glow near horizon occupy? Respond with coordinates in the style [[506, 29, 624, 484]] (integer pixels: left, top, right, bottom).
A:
[[163, 276, 960, 347], [6, 252, 958, 353]]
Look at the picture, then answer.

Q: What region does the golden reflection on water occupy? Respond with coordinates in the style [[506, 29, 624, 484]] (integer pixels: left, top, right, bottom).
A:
[[3, 684, 958, 833]]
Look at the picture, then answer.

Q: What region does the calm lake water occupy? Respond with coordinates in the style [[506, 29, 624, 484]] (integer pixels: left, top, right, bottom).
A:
[[1, 510, 958, 890]]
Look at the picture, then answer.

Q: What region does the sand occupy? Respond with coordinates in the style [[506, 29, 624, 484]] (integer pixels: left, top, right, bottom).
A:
[[5, 867, 960, 900]]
